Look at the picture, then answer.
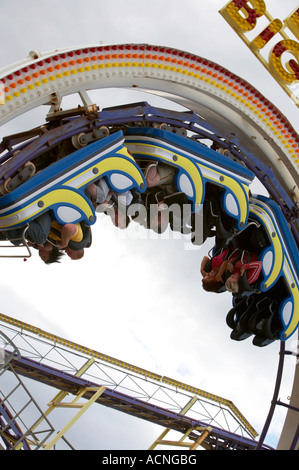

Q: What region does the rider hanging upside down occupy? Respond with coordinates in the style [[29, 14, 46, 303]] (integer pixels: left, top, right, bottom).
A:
[[85, 178, 133, 229], [223, 249, 262, 294], [201, 247, 262, 295], [42, 218, 91, 261], [27, 212, 91, 263], [201, 248, 229, 293]]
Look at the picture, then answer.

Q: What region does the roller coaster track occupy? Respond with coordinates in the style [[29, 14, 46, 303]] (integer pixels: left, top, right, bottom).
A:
[[0, 44, 298, 218], [0, 43, 298, 449], [0, 314, 273, 450]]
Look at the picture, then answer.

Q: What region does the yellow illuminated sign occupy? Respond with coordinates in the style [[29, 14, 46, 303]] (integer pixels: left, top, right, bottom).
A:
[[219, 1, 299, 107]]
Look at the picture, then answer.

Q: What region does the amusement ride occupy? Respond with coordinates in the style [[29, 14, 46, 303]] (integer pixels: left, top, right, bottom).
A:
[[0, 1, 298, 450]]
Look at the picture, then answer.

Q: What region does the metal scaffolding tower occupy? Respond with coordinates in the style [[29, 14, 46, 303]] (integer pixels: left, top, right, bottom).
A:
[[0, 313, 271, 450]]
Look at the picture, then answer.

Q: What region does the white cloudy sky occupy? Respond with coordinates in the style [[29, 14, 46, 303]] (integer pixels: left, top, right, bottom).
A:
[[0, 0, 298, 450]]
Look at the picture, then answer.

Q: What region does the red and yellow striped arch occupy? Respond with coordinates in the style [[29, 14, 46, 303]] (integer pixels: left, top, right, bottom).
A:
[[0, 44, 298, 201]]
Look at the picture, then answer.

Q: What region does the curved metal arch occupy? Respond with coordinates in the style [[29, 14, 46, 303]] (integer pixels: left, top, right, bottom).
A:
[[0, 44, 298, 211], [0, 43, 298, 451]]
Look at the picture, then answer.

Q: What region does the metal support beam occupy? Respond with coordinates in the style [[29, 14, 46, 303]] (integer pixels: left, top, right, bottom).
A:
[[149, 396, 199, 450], [43, 386, 106, 450], [277, 332, 299, 450], [255, 342, 285, 450], [23, 358, 95, 450], [149, 426, 212, 450]]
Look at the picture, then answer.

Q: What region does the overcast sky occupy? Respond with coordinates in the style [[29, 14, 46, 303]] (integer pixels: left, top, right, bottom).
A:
[[0, 0, 298, 450]]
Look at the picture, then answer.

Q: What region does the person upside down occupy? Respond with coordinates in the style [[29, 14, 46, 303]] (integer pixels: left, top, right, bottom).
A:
[[201, 247, 262, 294], [0, 212, 92, 264], [37, 217, 91, 263]]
